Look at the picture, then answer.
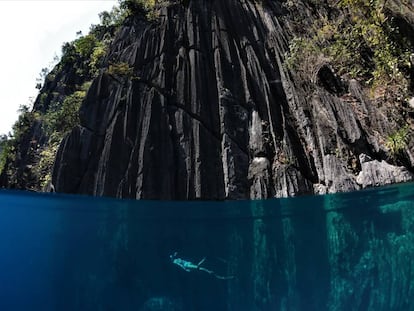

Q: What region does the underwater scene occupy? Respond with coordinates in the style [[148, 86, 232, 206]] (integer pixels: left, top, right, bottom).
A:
[[1, 183, 414, 311]]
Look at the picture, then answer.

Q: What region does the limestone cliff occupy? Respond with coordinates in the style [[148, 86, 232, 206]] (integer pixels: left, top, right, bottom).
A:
[[2, 0, 414, 199]]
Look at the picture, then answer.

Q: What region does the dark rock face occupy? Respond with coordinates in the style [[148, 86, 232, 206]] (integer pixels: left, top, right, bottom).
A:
[[0, 57, 91, 191], [53, 0, 414, 199]]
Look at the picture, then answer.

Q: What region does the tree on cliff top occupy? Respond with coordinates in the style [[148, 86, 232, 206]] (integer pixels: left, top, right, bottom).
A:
[[119, 0, 156, 15]]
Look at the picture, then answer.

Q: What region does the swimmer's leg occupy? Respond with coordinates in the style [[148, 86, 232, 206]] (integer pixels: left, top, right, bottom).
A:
[[197, 257, 206, 267], [198, 267, 214, 274], [198, 267, 235, 280]]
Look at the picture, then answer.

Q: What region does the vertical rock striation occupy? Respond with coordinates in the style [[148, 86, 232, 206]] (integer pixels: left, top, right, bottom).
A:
[[52, 0, 414, 199]]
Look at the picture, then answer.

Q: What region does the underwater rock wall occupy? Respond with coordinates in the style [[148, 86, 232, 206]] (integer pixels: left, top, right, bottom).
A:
[[43, 184, 414, 311], [3, 183, 412, 310], [52, 0, 414, 199], [224, 188, 414, 311]]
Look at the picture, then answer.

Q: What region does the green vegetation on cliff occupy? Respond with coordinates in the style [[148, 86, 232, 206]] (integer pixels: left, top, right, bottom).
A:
[[0, 0, 162, 189], [284, 0, 413, 165], [285, 0, 413, 89]]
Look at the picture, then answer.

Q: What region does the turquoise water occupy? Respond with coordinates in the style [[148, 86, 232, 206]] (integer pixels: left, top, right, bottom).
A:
[[0, 183, 414, 311]]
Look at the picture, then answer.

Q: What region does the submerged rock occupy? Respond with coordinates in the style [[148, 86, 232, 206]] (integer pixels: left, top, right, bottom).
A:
[[139, 297, 182, 311]]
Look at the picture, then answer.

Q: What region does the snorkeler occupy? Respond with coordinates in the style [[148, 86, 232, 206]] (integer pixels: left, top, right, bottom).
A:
[[170, 252, 234, 280]]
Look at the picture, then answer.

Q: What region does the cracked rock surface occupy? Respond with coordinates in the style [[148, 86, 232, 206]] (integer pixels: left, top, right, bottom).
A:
[[356, 154, 414, 188], [53, 0, 414, 199]]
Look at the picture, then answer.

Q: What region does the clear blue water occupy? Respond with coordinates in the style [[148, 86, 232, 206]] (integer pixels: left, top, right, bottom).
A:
[[0, 183, 414, 311]]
